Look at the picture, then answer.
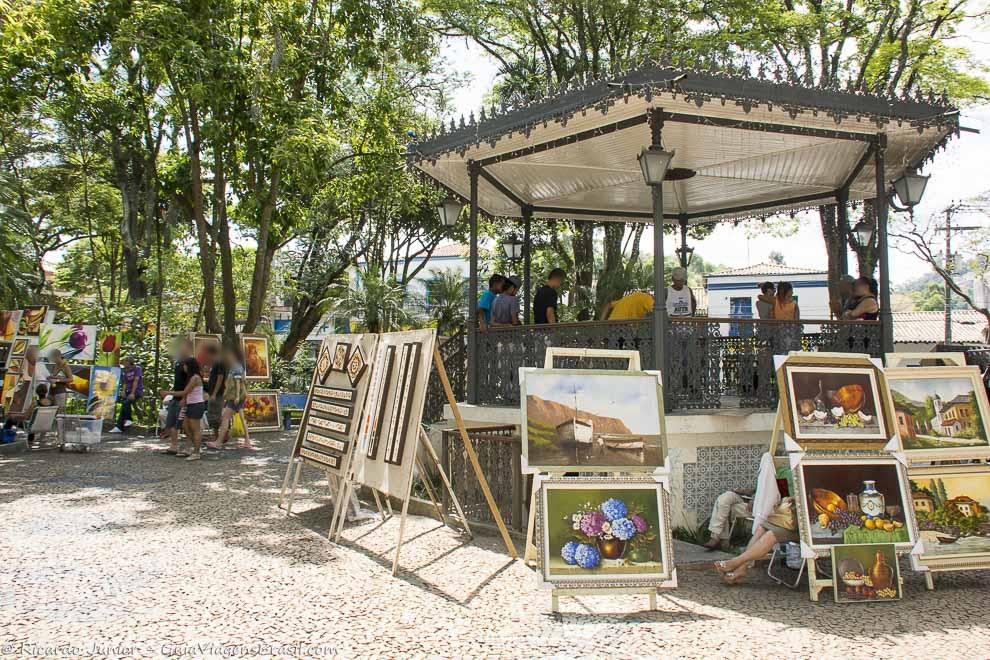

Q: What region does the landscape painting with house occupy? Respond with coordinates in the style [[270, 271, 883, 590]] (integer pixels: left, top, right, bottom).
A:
[[889, 376, 989, 451], [910, 472, 990, 557], [523, 370, 663, 469]]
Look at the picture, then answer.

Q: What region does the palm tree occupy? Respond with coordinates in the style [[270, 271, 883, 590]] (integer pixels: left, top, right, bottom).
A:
[[338, 268, 413, 333], [425, 269, 467, 336]]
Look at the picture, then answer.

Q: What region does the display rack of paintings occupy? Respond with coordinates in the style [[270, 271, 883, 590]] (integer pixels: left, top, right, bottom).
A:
[[535, 476, 676, 611], [240, 334, 271, 382], [279, 333, 379, 531], [242, 390, 281, 432]]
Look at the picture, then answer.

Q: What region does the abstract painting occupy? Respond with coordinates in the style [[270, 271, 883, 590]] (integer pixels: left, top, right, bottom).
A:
[[38, 323, 98, 361], [795, 455, 917, 553], [351, 329, 436, 499], [242, 390, 281, 432], [885, 366, 990, 459], [0, 310, 22, 341], [240, 334, 271, 382], [909, 464, 990, 571], [779, 360, 889, 449], [536, 477, 674, 589], [96, 330, 121, 367], [831, 543, 901, 603], [192, 333, 221, 380], [521, 369, 665, 471], [87, 366, 121, 420], [18, 306, 47, 336]]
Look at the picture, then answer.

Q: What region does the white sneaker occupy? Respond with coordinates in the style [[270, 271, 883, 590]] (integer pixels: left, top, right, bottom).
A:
[[123, 420, 133, 428], [108, 427, 123, 434]]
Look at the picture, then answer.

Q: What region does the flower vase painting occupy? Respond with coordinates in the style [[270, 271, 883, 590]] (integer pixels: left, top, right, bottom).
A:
[[537, 478, 674, 588], [38, 324, 98, 361]]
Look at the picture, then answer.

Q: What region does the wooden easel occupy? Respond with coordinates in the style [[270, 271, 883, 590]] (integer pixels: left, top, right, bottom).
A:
[[332, 346, 518, 575]]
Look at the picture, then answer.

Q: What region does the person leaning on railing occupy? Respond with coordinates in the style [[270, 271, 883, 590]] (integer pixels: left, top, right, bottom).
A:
[[600, 289, 654, 320], [842, 276, 880, 321]]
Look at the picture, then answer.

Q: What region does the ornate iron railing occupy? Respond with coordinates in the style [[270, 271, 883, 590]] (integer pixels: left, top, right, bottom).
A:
[[424, 326, 467, 424], [466, 316, 880, 410]]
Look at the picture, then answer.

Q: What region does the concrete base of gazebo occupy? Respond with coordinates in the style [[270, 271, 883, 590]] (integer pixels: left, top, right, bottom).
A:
[[439, 403, 775, 530]]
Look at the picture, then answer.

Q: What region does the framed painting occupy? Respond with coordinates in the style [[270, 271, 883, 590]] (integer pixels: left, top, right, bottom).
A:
[[67, 365, 93, 397], [87, 366, 121, 420], [909, 464, 990, 572], [535, 476, 674, 589], [243, 390, 281, 432], [794, 455, 918, 554], [521, 368, 665, 472], [96, 330, 121, 367], [240, 334, 271, 382], [0, 310, 23, 342], [331, 342, 350, 372], [38, 323, 98, 361], [0, 343, 10, 369], [6, 357, 23, 374], [1, 373, 19, 409], [884, 366, 990, 460], [191, 333, 221, 380], [18, 306, 47, 336], [778, 357, 891, 450], [350, 329, 436, 499], [831, 543, 901, 603], [10, 338, 28, 356]]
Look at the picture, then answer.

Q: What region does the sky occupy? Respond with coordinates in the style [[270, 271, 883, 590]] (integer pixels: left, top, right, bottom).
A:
[[888, 376, 977, 405], [525, 372, 662, 434], [441, 28, 990, 287]]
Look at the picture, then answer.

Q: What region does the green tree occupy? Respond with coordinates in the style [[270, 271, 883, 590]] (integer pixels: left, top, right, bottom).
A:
[[425, 269, 468, 335]]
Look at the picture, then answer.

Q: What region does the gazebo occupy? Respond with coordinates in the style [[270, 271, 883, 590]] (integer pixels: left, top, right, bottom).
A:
[[411, 63, 959, 410]]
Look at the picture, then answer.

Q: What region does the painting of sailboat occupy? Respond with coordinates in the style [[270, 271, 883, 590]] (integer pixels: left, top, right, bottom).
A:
[[521, 369, 665, 471]]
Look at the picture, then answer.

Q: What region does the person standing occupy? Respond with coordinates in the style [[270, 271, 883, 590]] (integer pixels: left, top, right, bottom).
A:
[[477, 274, 505, 332], [207, 345, 253, 450], [491, 276, 521, 326], [771, 281, 800, 320], [600, 289, 654, 320], [45, 350, 73, 413], [110, 356, 143, 434], [664, 267, 696, 317], [205, 343, 227, 438], [160, 353, 206, 461], [160, 338, 194, 456], [842, 277, 880, 320], [831, 274, 856, 318], [755, 282, 775, 320], [533, 268, 565, 324]]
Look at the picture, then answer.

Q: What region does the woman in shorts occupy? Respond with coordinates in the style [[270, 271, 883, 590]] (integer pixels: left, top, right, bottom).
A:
[[160, 356, 206, 461], [207, 345, 252, 450]]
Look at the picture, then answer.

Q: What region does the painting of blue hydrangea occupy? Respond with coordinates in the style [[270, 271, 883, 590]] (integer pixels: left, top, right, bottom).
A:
[[537, 478, 674, 589]]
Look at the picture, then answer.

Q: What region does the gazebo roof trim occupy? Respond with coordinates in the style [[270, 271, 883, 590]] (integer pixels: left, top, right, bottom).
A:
[[413, 62, 957, 160]]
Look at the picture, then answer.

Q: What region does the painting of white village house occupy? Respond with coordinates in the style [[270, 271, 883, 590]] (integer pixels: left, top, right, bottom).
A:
[[910, 470, 990, 559], [522, 370, 663, 469], [888, 375, 990, 452]]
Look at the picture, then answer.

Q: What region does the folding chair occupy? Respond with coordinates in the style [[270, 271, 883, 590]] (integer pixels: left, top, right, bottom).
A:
[[767, 541, 806, 589], [22, 406, 59, 450]]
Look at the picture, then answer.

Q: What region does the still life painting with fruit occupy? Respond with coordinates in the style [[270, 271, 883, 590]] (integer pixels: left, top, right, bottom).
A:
[[243, 391, 280, 430], [541, 482, 670, 586], [831, 543, 901, 603], [799, 460, 915, 550], [784, 365, 888, 445]]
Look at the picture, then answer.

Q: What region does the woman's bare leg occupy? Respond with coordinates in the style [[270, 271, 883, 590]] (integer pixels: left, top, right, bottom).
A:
[[722, 529, 779, 574], [210, 407, 233, 448], [186, 418, 201, 457], [239, 413, 254, 449]]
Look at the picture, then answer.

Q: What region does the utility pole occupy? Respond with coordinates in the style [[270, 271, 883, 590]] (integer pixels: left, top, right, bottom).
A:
[[938, 205, 981, 343]]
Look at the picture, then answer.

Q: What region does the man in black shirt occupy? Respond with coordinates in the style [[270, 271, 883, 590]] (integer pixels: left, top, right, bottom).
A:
[[533, 268, 565, 324], [161, 338, 194, 455], [205, 343, 227, 438]]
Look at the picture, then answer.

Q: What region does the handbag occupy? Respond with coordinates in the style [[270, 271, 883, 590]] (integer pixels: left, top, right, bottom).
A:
[[764, 496, 798, 531]]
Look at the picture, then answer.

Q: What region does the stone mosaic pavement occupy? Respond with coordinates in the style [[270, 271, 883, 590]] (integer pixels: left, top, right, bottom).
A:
[[2, 431, 989, 659]]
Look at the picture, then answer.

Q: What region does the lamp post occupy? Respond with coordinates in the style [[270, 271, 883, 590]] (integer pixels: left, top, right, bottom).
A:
[[891, 172, 929, 210], [851, 220, 874, 248], [642, 109, 674, 374], [501, 234, 524, 262]]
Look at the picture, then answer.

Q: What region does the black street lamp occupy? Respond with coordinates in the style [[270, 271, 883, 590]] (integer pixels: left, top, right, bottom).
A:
[[852, 220, 874, 248], [676, 243, 694, 267], [501, 234, 524, 261], [436, 198, 463, 227]]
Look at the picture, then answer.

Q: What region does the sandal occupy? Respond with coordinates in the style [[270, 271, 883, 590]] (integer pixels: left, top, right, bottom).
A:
[[185, 453, 201, 461], [176, 451, 190, 458], [161, 449, 178, 455], [713, 560, 734, 574], [722, 570, 746, 585]]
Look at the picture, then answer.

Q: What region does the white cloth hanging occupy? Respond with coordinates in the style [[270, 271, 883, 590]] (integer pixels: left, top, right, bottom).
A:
[[750, 452, 780, 529]]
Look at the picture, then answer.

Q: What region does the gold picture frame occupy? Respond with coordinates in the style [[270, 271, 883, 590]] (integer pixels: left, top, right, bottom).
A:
[[908, 463, 990, 573]]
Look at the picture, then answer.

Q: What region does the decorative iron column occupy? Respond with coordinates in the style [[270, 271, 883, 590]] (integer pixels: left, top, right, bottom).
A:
[[467, 161, 480, 404], [678, 215, 689, 268], [649, 109, 667, 373], [836, 188, 849, 277], [522, 205, 533, 324], [874, 135, 893, 354]]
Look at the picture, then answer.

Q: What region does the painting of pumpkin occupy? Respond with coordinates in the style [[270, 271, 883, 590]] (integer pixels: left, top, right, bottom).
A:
[[782, 363, 888, 445]]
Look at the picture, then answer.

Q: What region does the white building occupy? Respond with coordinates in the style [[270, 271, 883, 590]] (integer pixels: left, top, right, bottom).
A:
[[704, 263, 830, 335]]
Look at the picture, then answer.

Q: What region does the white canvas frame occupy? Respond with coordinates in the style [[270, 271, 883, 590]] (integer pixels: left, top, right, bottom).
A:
[[908, 463, 990, 572]]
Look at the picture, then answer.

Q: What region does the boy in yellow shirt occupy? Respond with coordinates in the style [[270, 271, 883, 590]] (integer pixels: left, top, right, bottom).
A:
[[600, 290, 654, 320]]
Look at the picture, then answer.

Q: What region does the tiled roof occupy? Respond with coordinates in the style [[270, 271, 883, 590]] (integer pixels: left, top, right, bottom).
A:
[[708, 263, 827, 277], [430, 243, 470, 258], [893, 310, 987, 344]]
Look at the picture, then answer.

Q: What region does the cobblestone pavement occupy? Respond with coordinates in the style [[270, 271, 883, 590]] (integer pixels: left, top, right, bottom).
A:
[[2, 431, 989, 659]]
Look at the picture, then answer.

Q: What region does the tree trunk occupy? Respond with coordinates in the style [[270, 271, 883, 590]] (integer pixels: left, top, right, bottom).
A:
[[279, 302, 323, 362], [571, 220, 595, 320], [818, 204, 845, 317], [242, 168, 281, 332], [186, 100, 221, 333], [215, 144, 237, 342], [596, 222, 626, 314]]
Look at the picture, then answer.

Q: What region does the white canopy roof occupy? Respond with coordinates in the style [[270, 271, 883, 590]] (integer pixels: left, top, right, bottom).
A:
[[412, 65, 958, 225]]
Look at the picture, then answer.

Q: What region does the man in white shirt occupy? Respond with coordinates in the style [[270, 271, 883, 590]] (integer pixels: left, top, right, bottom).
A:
[[663, 267, 696, 316]]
